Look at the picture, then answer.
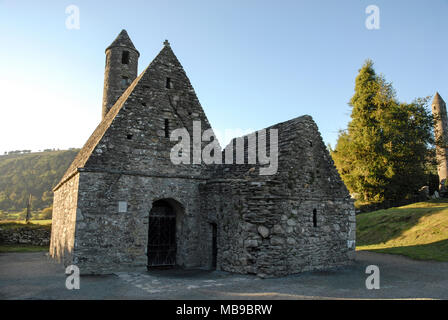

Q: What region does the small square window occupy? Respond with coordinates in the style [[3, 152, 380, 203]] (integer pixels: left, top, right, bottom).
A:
[[121, 77, 130, 88]]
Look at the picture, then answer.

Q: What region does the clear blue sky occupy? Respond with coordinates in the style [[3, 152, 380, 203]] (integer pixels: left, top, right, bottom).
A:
[[0, 0, 446, 153]]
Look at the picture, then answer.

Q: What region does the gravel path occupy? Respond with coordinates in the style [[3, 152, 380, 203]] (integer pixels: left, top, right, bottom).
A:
[[0, 251, 447, 299]]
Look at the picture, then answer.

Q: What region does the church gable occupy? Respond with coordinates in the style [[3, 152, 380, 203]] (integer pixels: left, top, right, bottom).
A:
[[58, 42, 214, 186], [216, 115, 349, 199], [275, 116, 349, 200]]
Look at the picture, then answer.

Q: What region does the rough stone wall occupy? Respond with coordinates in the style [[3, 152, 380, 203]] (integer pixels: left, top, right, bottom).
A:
[[72, 171, 206, 274], [50, 173, 79, 265], [0, 226, 50, 246], [201, 181, 355, 278], [200, 116, 355, 277]]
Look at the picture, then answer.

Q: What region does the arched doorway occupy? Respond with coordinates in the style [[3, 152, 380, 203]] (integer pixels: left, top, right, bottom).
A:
[[147, 199, 177, 268]]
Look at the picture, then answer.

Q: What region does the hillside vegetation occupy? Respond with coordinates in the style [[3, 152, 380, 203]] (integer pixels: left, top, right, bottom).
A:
[[0, 150, 78, 213], [357, 200, 448, 261]]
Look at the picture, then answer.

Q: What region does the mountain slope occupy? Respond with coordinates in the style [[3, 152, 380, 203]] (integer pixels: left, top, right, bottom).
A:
[[0, 150, 78, 211]]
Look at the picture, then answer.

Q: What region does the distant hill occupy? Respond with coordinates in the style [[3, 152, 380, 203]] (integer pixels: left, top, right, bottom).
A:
[[0, 150, 79, 212], [357, 200, 448, 261]]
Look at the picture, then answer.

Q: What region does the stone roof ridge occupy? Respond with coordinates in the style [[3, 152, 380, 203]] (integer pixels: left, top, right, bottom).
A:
[[210, 115, 315, 179], [221, 114, 314, 151], [54, 65, 149, 191]]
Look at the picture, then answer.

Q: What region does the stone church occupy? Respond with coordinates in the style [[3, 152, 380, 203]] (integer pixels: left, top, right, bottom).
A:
[[50, 30, 356, 277]]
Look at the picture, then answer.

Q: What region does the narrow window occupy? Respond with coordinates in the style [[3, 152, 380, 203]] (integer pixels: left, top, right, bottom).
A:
[[122, 51, 129, 64], [164, 119, 169, 138], [121, 76, 129, 88], [127, 134, 133, 140], [313, 209, 317, 227], [166, 77, 172, 89]]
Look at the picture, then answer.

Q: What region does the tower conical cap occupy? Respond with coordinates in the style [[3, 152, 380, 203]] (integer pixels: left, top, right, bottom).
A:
[[105, 29, 139, 56], [433, 92, 445, 106]]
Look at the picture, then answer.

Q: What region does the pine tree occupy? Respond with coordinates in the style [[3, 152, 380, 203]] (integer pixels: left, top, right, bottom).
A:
[[331, 60, 433, 204]]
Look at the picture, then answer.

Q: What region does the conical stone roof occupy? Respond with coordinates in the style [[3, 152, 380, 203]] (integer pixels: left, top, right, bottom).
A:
[[433, 92, 445, 106], [105, 29, 139, 56]]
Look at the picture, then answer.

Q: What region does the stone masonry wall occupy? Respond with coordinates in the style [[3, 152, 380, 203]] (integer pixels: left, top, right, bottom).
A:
[[199, 116, 356, 278], [102, 41, 139, 119], [50, 173, 79, 265], [72, 171, 207, 274], [0, 225, 50, 246], [201, 180, 355, 278]]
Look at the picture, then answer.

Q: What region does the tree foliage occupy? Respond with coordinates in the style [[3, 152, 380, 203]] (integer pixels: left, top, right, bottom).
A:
[[331, 60, 434, 203], [0, 150, 78, 211]]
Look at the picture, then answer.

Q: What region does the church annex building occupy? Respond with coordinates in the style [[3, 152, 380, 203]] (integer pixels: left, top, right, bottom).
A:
[[50, 30, 356, 278]]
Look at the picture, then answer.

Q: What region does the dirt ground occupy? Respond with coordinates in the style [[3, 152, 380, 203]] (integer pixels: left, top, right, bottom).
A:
[[0, 251, 447, 300]]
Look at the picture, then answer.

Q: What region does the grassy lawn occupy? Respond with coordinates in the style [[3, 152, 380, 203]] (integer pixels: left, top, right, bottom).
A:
[[0, 220, 51, 230], [0, 244, 49, 253], [356, 200, 448, 261]]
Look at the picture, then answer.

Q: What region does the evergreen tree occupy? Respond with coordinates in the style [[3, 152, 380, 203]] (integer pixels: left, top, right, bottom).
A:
[[331, 60, 433, 203]]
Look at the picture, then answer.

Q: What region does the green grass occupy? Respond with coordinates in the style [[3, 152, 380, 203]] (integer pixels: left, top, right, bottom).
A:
[[0, 244, 49, 253], [0, 212, 21, 220], [0, 220, 51, 230], [356, 199, 448, 261], [0, 209, 52, 221]]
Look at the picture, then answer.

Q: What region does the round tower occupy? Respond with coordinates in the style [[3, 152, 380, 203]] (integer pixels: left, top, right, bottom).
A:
[[102, 29, 139, 119], [432, 92, 448, 190]]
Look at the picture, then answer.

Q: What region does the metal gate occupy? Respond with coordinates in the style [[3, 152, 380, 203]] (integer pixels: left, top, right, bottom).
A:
[[147, 200, 176, 267]]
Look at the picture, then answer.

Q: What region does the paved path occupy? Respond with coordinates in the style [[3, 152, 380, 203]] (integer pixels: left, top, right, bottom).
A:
[[0, 251, 447, 299]]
